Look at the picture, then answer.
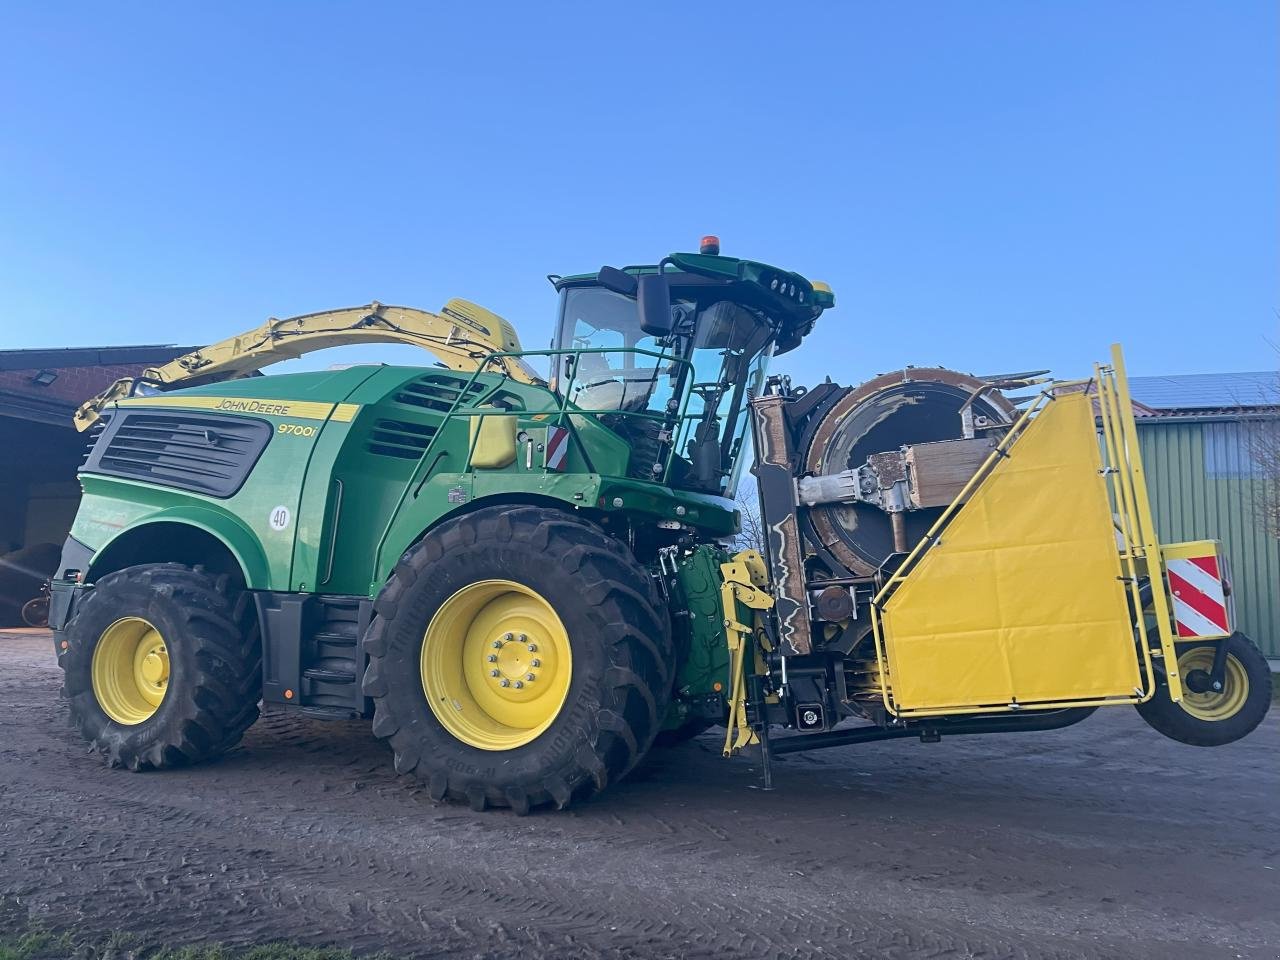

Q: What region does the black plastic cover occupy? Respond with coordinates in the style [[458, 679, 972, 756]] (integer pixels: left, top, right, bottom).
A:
[[82, 410, 273, 498]]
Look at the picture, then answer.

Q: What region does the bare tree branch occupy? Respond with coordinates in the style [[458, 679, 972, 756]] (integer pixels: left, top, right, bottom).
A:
[[1249, 419, 1280, 539], [733, 489, 766, 554], [1245, 342, 1280, 539]]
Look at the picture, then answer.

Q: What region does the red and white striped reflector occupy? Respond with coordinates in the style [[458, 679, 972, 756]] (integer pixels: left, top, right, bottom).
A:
[[545, 425, 569, 472], [1166, 553, 1230, 639]]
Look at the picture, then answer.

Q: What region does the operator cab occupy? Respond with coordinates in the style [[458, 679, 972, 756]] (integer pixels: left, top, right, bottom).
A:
[[549, 238, 834, 497]]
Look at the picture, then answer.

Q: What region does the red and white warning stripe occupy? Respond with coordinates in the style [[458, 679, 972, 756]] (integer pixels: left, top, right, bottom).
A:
[[545, 425, 569, 472], [1165, 554, 1230, 638]]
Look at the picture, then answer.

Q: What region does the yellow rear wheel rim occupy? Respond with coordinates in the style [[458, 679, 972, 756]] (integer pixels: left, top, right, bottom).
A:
[[91, 617, 170, 725], [422, 579, 572, 751], [1178, 647, 1249, 722]]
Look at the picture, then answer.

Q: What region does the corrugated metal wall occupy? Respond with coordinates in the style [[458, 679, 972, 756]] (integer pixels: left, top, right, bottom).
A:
[[1138, 417, 1279, 658]]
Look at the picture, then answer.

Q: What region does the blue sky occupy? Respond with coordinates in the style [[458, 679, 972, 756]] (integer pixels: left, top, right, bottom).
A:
[[1, 2, 1275, 388]]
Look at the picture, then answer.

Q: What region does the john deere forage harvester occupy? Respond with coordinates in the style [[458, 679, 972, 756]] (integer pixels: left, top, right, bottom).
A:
[[51, 237, 1271, 810]]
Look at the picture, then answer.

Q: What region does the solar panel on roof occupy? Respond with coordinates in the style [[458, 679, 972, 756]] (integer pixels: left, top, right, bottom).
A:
[[1127, 372, 1279, 410]]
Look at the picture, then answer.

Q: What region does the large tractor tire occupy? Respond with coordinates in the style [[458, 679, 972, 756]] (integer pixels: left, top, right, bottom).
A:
[[60, 563, 261, 770], [363, 505, 673, 813], [1136, 633, 1272, 747]]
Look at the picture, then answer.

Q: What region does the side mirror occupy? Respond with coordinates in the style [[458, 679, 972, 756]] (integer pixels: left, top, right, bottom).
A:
[[637, 272, 673, 337], [597, 266, 637, 297]]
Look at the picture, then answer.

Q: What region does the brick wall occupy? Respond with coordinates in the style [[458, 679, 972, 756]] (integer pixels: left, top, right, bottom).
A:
[[0, 362, 156, 409]]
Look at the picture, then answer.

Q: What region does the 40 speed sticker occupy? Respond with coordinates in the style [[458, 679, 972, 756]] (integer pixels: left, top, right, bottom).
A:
[[269, 505, 291, 532]]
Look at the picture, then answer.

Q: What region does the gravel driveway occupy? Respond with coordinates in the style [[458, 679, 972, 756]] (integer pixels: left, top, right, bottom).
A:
[[1, 629, 1276, 959]]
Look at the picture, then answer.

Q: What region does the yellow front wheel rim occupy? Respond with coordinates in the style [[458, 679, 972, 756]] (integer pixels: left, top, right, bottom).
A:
[[422, 580, 572, 751], [91, 617, 170, 725], [1178, 647, 1249, 722]]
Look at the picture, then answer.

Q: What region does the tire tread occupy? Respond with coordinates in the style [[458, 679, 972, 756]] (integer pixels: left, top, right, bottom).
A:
[[61, 563, 261, 770], [363, 506, 673, 812]]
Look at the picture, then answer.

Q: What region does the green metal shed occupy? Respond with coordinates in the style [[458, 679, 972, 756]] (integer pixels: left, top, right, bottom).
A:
[[1130, 373, 1279, 661]]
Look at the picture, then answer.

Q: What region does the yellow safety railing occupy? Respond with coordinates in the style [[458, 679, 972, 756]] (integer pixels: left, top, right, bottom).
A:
[[1095, 345, 1184, 702]]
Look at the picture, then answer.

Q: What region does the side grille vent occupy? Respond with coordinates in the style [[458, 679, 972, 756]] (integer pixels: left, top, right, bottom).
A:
[[393, 374, 485, 413], [366, 419, 437, 460], [83, 411, 273, 498], [80, 414, 111, 468]]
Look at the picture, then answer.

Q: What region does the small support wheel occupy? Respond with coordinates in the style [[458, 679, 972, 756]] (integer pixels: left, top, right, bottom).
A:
[[1136, 633, 1272, 746]]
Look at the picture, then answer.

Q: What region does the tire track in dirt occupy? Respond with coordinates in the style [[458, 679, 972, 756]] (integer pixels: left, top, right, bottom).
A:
[[0, 782, 1114, 960], [2, 632, 1277, 959]]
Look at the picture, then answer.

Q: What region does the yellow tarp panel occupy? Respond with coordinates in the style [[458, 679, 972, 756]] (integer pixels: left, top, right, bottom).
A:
[[880, 391, 1141, 712]]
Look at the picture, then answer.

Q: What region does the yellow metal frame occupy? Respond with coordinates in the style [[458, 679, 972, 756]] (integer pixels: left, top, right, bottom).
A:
[[1096, 344, 1183, 702], [719, 550, 774, 756], [76, 300, 541, 431], [1161, 539, 1225, 562], [868, 344, 1183, 717]]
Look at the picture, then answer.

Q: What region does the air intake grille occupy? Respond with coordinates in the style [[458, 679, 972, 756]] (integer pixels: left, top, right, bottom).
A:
[[80, 414, 112, 468], [393, 374, 485, 412], [83, 411, 273, 497], [366, 419, 437, 460]]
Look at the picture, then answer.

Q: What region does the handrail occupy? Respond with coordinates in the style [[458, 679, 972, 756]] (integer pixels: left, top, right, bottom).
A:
[[1098, 345, 1183, 702], [370, 345, 697, 581], [1096, 366, 1161, 704], [453, 345, 698, 481]]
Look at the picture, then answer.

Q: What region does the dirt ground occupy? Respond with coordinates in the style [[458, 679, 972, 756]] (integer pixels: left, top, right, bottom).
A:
[[1, 629, 1276, 960]]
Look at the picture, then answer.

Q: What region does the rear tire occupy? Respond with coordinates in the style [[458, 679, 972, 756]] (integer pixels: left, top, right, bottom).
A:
[[60, 563, 261, 770], [1136, 633, 1271, 746], [363, 506, 673, 812]]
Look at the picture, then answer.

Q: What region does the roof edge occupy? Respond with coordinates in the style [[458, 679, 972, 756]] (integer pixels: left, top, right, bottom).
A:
[[0, 345, 198, 372]]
